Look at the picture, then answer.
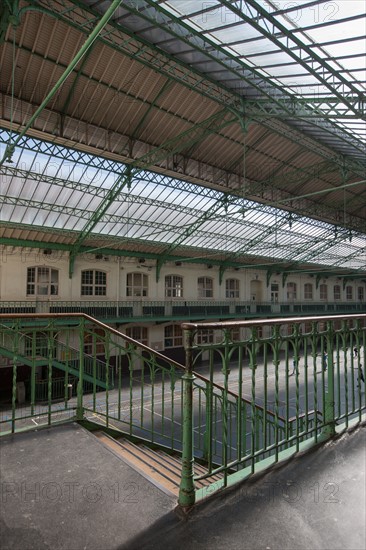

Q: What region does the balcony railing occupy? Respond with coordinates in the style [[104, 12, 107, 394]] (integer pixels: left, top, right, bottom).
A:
[[0, 312, 365, 509], [0, 300, 364, 321]]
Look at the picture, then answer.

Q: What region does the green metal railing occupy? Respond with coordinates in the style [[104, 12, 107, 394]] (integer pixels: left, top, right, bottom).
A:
[[0, 313, 365, 509], [178, 315, 366, 506], [0, 299, 364, 321]]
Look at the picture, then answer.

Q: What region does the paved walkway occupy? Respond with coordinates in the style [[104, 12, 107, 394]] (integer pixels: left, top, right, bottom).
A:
[[1, 422, 365, 550]]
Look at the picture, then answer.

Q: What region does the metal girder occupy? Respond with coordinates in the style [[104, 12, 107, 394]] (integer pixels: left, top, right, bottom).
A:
[[331, 246, 366, 269], [155, 195, 235, 282], [68, 109, 236, 275], [220, 0, 365, 120], [121, 0, 366, 158], [277, 179, 366, 206], [2, 124, 364, 234], [68, 164, 133, 276], [0, 0, 124, 165], [129, 80, 173, 142], [243, 99, 365, 120], [0, 0, 19, 43], [23, 0, 366, 158], [130, 0, 364, 126], [217, 215, 295, 283], [0, 165, 109, 199], [0, 195, 91, 221], [57, 46, 95, 137]]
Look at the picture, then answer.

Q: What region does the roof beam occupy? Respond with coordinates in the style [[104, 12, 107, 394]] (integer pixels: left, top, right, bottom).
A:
[[1, 124, 364, 234], [23, 0, 366, 158], [0, 0, 123, 165], [68, 109, 236, 276], [220, 0, 365, 119]]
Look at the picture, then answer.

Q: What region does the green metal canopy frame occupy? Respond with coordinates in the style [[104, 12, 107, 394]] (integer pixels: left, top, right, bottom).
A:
[[0, 0, 365, 279]]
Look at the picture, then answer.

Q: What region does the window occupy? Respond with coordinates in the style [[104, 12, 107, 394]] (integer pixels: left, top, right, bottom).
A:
[[319, 284, 328, 301], [346, 286, 353, 301], [334, 285, 341, 300], [164, 325, 183, 348], [287, 282, 297, 301], [126, 273, 148, 297], [304, 283, 313, 300], [84, 328, 105, 355], [229, 327, 241, 341], [226, 278, 239, 299], [24, 332, 50, 357], [196, 329, 214, 345], [27, 267, 59, 296], [198, 277, 213, 298], [165, 275, 183, 298], [358, 287, 364, 301], [81, 270, 106, 296], [271, 283, 279, 303], [125, 327, 148, 346]]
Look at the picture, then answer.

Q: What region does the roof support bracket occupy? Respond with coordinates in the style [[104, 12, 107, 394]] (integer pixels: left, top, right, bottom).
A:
[[1, 0, 123, 165]]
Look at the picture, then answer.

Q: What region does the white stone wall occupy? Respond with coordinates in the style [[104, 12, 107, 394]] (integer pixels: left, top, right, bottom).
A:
[[0, 246, 364, 304], [0, 246, 365, 353]]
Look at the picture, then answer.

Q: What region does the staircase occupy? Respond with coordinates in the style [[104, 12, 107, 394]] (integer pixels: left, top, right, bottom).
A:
[[94, 431, 223, 497]]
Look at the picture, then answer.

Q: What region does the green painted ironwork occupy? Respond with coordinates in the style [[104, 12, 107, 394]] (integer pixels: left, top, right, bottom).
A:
[[10, 1, 365, 163], [68, 109, 236, 276], [0, 0, 124, 165], [0, 312, 365, 510], [1, 128, 365, 237]]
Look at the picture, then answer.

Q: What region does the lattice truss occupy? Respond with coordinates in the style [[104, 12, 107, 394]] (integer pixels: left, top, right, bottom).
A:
[[0, 0, 365, 276]]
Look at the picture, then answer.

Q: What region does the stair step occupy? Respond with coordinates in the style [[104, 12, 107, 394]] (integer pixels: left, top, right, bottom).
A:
[[94, 431, 223, 495], [94, 432, 180, 495], [155, 449, 223, 483]]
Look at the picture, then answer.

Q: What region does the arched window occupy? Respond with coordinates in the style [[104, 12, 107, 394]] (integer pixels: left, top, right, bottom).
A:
[[27, 267, 59, 296], [198, 277, 213, 298], [319, 284, 328, 301], [164, 325, 183, 348], [271, 283, 279, 303], [304, 283, 313, 300], [81, 270, 106, 296], [226, 278, 239, 299], [333, 285, 341, 300], [346, 286, 353, 301], [358, 287, 364, 301], [165, 275, 183, 298], [287, 282, 297, 301], [126, 273, 148, 297]]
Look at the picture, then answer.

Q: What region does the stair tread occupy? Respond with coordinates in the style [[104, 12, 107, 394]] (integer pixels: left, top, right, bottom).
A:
[[94, 431, 223, 491], [95, 432, 180, 495]]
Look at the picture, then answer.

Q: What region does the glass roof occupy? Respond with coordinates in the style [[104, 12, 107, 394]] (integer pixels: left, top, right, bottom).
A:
[[1, 130, 364, 271], [158, 0, 366, 150], [0, 1, 365, 276]]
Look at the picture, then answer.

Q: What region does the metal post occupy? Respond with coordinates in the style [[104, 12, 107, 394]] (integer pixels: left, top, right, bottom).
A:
[[202, 380, 212, 463], [76, 318, 85, 421], [321, 322, 336, 439], [178, 328, 196, 509]]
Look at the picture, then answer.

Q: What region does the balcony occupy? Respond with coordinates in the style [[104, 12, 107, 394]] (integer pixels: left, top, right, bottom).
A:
[[0, 300, 365, 323]]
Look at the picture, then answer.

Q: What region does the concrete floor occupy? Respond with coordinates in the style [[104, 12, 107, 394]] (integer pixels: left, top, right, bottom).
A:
[[1, 422, 365, 550]]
